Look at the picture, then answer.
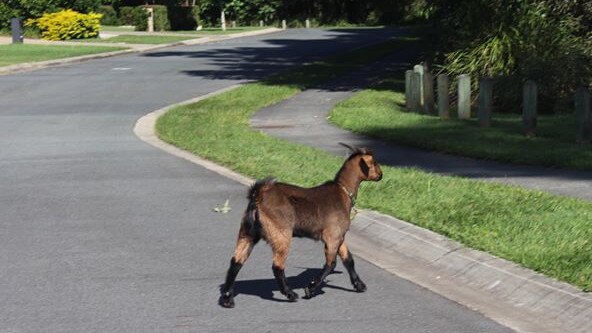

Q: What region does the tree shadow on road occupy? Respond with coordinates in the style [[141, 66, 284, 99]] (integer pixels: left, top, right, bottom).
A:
[[142, 27, 420, 93]]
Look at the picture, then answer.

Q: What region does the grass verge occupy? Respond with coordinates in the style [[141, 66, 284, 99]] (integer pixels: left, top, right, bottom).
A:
[[331, 78, 592, 170], [0, 44, 126, 67], [155, 39, 592, 291], [80, 35, 193, 44]]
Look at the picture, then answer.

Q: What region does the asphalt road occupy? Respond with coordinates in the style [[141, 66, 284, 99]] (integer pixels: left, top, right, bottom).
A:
[[0, 29, 512, 332]]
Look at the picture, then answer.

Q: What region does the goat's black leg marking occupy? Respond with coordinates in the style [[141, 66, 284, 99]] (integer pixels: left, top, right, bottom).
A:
[[219, 258, 243, 308], [304, 261, 336, 299], [342, 252, 366, 292], [272, 265, 299, 301]]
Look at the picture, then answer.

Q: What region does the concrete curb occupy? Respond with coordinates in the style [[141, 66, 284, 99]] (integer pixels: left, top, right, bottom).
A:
[[134, 90, 591, 333], [0, 28, 282, 76]]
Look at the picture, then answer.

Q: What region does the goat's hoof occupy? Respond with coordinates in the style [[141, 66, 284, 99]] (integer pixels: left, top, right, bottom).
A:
[[219, 293, 235, 308], [303, 283, 317, 299], [353, 280, 367, 293], [285, 290, 299, 302]]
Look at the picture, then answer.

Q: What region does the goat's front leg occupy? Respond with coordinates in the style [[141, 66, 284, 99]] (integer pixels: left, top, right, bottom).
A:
[[304, 241, 338, 299], [338, 241, 366, 292]]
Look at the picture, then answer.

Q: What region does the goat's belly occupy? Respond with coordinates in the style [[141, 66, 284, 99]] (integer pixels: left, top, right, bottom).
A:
[[292, 228, 321, 240]]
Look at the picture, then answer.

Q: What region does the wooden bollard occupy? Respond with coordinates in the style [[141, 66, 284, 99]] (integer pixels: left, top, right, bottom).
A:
[[405, 70, 413, 110], [457, 74, 471, 119], [522, 80, 538, 137], [423, 71, 435, 114], [413, 64, 424, 106], [478, 78, 493, 127], [410, 72, 422, 113], [575, 87, 591, 143], [437, 74, 450, 119]]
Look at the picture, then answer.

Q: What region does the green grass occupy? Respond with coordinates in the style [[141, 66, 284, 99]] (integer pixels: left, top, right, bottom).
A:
[[79, 34, 194, 44], [0, 44, 126, 67], [330, 78, 592, 170], [155, 39, 592, 292]]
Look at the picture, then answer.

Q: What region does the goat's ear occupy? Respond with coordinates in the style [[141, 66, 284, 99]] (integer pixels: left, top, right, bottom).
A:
[[359, 157, 370, 177]]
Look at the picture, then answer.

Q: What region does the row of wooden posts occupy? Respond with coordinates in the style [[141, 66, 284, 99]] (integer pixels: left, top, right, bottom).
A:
[[220, 10, 312, 31], [405, 64, 592, 143]]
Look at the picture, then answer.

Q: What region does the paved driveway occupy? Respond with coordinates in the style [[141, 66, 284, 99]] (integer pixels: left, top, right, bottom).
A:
[[0, 29, 511, 332]]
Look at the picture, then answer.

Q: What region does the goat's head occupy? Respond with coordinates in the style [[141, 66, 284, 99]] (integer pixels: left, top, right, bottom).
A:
[[339, 143, 383, 182]]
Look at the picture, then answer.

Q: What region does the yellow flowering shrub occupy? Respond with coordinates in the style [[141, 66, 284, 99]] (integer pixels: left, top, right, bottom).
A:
[[26, 10, 102, 41]]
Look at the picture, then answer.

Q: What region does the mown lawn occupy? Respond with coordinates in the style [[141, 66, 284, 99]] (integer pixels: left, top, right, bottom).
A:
[[79, 34, 193, 44], [0, 44, 125, 67], [155, 38, 592, 291]]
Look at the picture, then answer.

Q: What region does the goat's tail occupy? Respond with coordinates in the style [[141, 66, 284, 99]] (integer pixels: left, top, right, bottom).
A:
[[243, 177, 276, 238]]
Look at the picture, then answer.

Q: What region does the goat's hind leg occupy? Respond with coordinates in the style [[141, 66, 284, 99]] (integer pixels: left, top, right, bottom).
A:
[[338, 241, 366, 292], [220, 225, 259, 308], [271, 235, 299, 302]]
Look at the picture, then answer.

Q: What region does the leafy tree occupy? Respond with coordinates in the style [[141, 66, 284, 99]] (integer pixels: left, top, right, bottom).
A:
[[427, 0, 591, 113], [1, 0, 101, 30]]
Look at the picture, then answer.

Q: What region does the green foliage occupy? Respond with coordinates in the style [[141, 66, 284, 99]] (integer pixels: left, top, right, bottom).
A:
[[151, 5, 170, 31], [431, 0, 592, 114], [26, 9, 102, 40], [98, 5, 120, 25], [0, 0, 101, 30], [196, 0, 404, 27], [0, 3, 17, 31], [403, 0, 435, 22], [168, 6, 198, 30], [130, 5, 169, 31], [130, 6, 148, 31], [118, 6, 135, 25]]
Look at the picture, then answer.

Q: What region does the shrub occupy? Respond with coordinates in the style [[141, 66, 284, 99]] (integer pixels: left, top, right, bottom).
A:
[[70, 0, 101, 13], [0, 3, 16, 31], [131, 5, 170, 31], [118, 6, 135, 25], [130, 6, 148, 31], [168, 6, 197, 31], [26, 9, 102, 40], [151, 5, 170, 31], [98, 5, 119, 26]]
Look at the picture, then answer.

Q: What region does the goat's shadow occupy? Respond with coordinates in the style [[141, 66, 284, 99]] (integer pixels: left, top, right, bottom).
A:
[[219, 267, 355, 303]]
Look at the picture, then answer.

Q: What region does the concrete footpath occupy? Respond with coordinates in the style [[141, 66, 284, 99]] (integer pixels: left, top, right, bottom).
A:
[[0, 27, 281, 75]]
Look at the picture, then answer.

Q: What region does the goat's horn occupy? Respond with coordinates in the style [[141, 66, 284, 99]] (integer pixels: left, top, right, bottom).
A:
[[339, 142, 357, 152], [339, 142, 368, 155]]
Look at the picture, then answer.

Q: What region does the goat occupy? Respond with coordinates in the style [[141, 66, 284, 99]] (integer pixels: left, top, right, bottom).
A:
[[219, 143, 383, 308]]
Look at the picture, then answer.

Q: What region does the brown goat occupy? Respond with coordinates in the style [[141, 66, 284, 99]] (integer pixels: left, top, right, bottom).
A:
[[219, 143, 382, 308]]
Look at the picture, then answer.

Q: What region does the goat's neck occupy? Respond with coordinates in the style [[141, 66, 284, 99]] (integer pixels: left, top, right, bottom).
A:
[[334, 164, 362, 199]]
